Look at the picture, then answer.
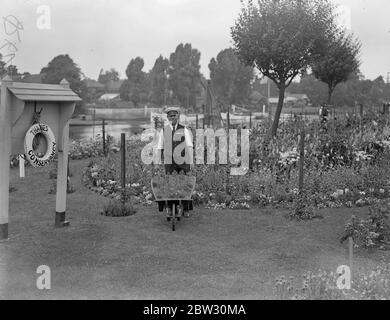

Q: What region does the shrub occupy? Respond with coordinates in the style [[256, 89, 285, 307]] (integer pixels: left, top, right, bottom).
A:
[[101, 200, 137, 217], [341, 202, 390, 249], [290, 188, 322, 221]]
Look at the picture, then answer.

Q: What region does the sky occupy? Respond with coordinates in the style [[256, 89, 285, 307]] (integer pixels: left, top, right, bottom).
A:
[[1, 0, 389, 81]]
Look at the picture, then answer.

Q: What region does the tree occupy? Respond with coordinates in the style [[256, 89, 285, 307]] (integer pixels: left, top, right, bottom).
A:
[[40, 54, 84, 96], [6, 65, 18, 79], [312, 29, 361, 104], [98, 68, 120, 86], [0, 54, 7, 78], [209, 48, 253, 107], [149, 55, 169, 106], [231, 0, 337, 136], [119, 79, 131, 101], [288, 74, 328, 106], [121, 57, 149, 107], [168, 43, 202, 109]]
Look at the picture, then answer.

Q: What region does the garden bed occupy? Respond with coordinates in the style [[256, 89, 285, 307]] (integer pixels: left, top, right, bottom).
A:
[[2, 157, 389, 299]]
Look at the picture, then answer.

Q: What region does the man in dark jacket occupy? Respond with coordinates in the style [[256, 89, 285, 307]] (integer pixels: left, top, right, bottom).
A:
[[156, 107, 194, 218]]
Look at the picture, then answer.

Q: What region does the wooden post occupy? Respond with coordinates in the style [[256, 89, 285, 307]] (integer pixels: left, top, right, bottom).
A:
[[55, 122, 71, 227], [0, 77, 12, 239], [121, 133, 126, 205], [249, 112, 252, 129], [55, 81, 76, 228], [298, 126, 305, 193], [66, 157, 72, 193], [102, 119, 106, 156], [349, 237, 354, 282], [92, 108, 96, 139], [19, 155, 25, 178], [360, 106, 363, 139], [202, 104, 205, 129], [227, 111, 230, 130], [196, 114, 199, 129]]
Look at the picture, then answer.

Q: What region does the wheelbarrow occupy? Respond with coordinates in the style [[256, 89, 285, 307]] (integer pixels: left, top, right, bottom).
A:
[[151, 175, 196, 231]]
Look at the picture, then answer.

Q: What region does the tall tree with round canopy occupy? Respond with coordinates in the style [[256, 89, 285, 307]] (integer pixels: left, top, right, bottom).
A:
[[231, 0, 337, 137]]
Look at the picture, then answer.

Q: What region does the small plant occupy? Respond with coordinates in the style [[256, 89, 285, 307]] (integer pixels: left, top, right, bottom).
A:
[[276, 264, 390, 300], [101, 200, 137, 217], [290, 189, 322, 221], [341, 202, 390, 249]]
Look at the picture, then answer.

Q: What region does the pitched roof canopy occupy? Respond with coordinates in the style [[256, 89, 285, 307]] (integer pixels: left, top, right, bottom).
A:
[[6, 81, 82, 102]]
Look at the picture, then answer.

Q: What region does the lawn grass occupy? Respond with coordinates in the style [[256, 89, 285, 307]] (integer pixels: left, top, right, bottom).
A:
[[0, 158, 389, 299]]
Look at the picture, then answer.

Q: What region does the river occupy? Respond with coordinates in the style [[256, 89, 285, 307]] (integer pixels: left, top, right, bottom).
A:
[[69, 119, 149, 141], [69, 113, 319, 141]]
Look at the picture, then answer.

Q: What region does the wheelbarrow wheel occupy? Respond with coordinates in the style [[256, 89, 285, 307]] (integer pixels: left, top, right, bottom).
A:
[[172, 204, 176, 231]]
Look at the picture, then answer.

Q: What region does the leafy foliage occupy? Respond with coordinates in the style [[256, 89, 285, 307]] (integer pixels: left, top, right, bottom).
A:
[[342, 202, 390, 249], [168, 43, 202, 109], [98, 68, 120, 91], [101, 200, 136, 217], [312, 29, 361, 104], [276, 264, 390, 300], [231, 0, 337, 136], [149, 55, 169, 106], [120, 57, 149, 106], [209, 48, 253, 107], [40, 54, 83, 96]]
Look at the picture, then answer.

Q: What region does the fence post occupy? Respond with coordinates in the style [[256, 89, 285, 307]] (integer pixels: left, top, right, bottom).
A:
[[249, 112, 252, 129], [226, 109, 231, 195], [298, 126, 305, 193], [92, 108, 96, 139], [349, 237, 354, 283], [102, 119, 106, 156], [121, 133, 126, 205], [202, 104, 205, 129], [67, 157, 71, 193], [196, 114, 199, 129]]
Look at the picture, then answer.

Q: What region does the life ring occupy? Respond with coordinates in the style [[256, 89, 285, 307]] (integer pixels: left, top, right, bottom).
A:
[[24, 123, 57, 168]]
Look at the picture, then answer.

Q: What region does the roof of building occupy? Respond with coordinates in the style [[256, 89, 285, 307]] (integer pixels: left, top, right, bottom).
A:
[[20, 74, 44, 83], [5, 79, 82, 102], [286, 93, 309, 100], [84, 79, 105, 89], [269, 93, 310, 104], [106, 79, 124, 92], [99, 93, 120, 101]]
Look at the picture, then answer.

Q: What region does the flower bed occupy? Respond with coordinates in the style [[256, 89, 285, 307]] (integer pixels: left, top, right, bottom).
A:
[[80, 113, 390, 215], [275, 263, 390, 300]]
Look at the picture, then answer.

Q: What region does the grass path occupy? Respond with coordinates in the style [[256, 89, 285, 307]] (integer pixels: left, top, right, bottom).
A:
[[0, 158, 389, 299]]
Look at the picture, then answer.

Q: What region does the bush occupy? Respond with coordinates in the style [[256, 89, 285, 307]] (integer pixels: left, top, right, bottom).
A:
[[101, 200, 137, 217], [342, 202, 390, 249]]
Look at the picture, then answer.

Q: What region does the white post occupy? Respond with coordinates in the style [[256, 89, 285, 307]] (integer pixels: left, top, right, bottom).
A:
[[349, 237, 353, 282], [55, 80, 75, 227], [55, 122, 70, 227], [19, 155, 25, 178], [0, 76, 12, 239]]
